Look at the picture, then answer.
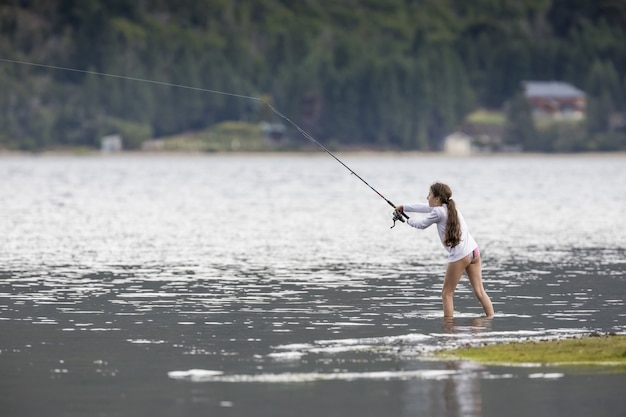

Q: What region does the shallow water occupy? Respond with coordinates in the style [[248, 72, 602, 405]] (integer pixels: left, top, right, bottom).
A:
[[1, 154, 625, 417]]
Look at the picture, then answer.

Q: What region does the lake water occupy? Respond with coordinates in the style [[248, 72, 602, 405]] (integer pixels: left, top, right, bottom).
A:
[[1, 153, 625, 417]]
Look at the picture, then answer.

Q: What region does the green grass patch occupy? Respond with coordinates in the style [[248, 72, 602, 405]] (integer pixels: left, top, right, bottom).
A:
[[465, 109, 505, 125], [150, 121, 283, 152], [442, 335, 626, 368]]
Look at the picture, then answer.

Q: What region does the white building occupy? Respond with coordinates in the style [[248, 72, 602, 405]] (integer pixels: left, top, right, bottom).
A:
[[101, 134, 123, 152], [443, 131, 473, 155]]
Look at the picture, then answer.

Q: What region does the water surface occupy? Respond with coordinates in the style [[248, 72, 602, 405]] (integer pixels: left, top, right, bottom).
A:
[[1, 154, 625, 417]]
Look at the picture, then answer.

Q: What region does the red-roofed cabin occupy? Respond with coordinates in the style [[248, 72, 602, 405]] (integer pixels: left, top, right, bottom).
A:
[[523, 81, 586, 120]]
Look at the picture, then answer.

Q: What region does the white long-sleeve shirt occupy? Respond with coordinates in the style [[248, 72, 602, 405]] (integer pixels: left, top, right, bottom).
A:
[[403, 203, 477, 262]]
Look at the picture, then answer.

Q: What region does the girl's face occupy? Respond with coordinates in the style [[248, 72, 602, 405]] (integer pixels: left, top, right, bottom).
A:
[[427, 190, 441, 207]]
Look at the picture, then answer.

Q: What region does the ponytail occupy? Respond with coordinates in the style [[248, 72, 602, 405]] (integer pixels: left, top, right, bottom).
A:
[[430, 183, 461, 247], [444, 199, 461, 247]]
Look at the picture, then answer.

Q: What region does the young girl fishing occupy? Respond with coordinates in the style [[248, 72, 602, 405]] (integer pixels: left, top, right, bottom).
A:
[[395, 182, 494, 318]]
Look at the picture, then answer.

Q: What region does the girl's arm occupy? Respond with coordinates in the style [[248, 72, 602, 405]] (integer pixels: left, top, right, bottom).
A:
[[407, 209, 440, 230], [402, 203, 432, 213], [395, 203, 439, 229]]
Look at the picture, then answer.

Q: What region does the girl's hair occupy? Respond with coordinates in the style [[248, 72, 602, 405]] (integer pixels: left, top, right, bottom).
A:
[[430, 182, 461, 247]]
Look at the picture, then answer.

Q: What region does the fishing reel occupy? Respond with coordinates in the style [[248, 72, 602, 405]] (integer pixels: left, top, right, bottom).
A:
[[390, 210, 406, 229]]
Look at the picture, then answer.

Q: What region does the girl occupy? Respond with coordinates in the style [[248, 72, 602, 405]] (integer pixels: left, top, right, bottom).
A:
[[395, 182, 494, 318]]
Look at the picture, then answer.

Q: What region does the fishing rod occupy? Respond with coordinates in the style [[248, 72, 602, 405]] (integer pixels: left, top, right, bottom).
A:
[[0, 57, 409, 227], [264, 103, 409, 228]]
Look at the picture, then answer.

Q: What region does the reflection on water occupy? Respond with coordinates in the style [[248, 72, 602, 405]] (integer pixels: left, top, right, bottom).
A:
[[1, 154, 625, 417]]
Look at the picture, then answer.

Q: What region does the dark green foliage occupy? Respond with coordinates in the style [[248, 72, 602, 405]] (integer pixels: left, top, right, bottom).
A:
[[504, 92, 537, 150], [0, 0, 625, 151]]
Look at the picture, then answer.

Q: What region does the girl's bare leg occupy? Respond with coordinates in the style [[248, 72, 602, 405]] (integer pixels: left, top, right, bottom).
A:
[[442, 258, 469, 317], [465, 257, 495, 317]]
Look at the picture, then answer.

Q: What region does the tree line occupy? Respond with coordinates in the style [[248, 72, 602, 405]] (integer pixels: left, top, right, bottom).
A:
[[1, 0, 625, 152]]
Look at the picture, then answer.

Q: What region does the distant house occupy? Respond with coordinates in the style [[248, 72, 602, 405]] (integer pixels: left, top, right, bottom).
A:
[[522, 81, 586, 120], [443, 131, 473, 155], [101, 134, 123, 152]]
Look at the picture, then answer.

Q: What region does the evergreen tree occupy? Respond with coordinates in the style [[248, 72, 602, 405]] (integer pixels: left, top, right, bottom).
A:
[[503, 92, 536, 151], [586, 59, 619, 134]]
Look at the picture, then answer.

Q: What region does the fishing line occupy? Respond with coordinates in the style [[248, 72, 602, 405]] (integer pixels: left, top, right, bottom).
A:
[[0, 57, 257, 100], [0, 57, 408, 226]]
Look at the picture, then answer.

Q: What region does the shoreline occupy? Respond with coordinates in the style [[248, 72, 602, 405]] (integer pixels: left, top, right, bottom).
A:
[[2, 148, 626, 159]]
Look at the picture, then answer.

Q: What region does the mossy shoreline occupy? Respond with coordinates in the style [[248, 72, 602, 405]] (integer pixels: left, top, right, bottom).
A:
[[441, 334, 626, 369]]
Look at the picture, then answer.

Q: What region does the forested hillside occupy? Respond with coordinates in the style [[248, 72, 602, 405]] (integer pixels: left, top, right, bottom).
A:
[[1, 0, 625, 151]]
